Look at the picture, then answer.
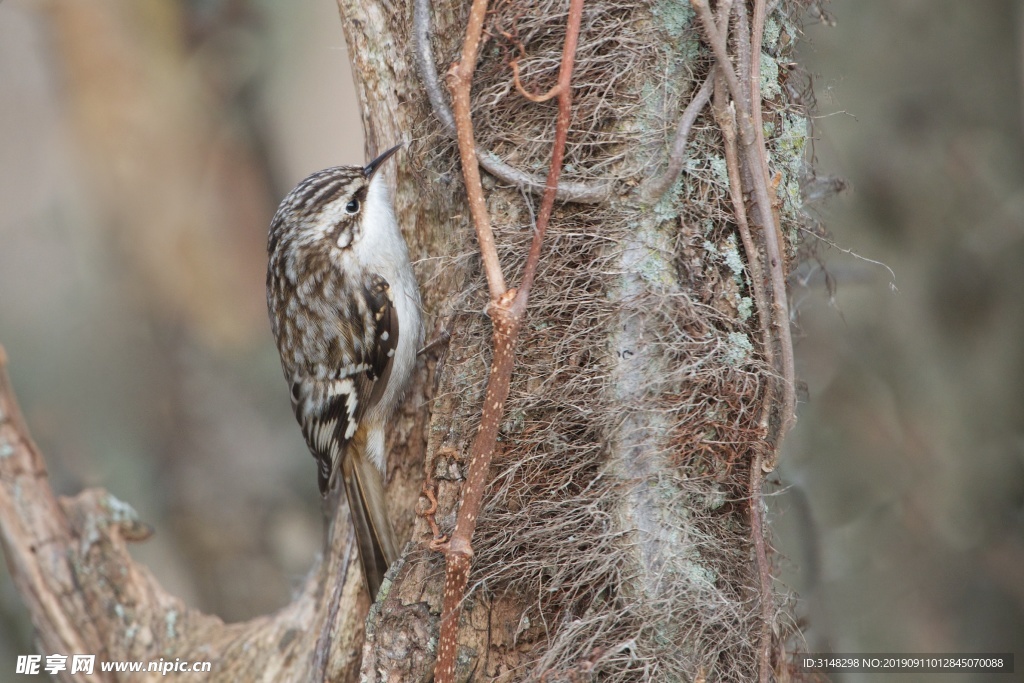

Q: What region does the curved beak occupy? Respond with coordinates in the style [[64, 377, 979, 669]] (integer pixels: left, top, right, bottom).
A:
[[363, 143, 402, 179]]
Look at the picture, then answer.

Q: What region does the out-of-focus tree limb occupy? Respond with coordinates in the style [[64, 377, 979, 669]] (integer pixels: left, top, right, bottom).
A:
[[0, 346, 368, 682]]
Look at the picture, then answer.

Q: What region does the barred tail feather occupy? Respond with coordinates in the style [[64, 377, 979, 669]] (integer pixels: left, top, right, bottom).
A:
[[341, 443, 399, 597]]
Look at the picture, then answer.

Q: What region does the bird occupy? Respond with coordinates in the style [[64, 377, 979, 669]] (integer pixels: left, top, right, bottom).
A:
[[266, 144, 422, 597]]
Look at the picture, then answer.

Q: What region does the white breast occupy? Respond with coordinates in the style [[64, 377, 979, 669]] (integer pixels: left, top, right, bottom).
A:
[[353, 174, 423, 420]]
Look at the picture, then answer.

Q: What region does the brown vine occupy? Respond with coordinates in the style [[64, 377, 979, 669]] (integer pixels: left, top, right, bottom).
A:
[[434, 0, 585, 680]]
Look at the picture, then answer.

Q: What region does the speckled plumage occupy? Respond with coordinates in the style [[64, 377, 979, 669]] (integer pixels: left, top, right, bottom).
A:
[[266, 146, 421, 596]]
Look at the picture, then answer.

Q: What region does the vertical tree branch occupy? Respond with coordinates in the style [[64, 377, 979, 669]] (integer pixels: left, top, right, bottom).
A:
[[514, 0, 582, 304], [749, 0, 773, 189], [692, 0, 795, 463], [446, 0, 507, 301], [434, 295, 519, 683], [744, 5, 778, 679], [691, 3, 791, 680], [712, 76, 774, 440], [748, 453, 773, 683], [436, 1, 585, 680]]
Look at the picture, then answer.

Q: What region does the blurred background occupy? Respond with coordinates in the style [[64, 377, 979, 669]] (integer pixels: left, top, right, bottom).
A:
[[776, 1, 1024, 680], [0, 1, 1021, 681], [0, 0, 363, 673]]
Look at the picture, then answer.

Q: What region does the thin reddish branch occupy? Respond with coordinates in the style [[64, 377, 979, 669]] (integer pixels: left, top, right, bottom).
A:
[[418, 481, 447, 546], [435, 1, 585, 681], [434, 294, 520, 683], [510, 59, 561, 103], [516, 0, 582, 305], [447, 0, 507, 301]]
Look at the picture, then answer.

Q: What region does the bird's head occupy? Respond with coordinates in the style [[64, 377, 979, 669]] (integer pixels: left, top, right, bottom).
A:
[[268, 144, 401, 255]]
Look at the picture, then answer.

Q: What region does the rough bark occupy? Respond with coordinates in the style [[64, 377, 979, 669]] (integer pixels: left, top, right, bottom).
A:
[[345, 1, 811, 680]]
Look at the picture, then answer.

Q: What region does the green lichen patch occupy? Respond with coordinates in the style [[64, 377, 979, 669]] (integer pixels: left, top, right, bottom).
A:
[[760, 52, 782, 100], [724, 332, 753, 366]]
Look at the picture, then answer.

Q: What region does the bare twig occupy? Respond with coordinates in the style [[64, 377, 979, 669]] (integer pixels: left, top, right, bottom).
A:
[[418, 481, 447, 545], [712, 74, 774, 440], [747, 4, 778, 677], [412, 0, 455, 135], [436, 0, 505, 674], [749, 0, 773, 202], [510, 58, 562, 103], [514, 2, 581, 304], [435, 1, 585, 680], [734, 1, 753, 108], [692, 0, 796, 462], [693, 2, 794, 680], [413, 0, 611, 204], [446, 0, 506, 301], [640, 72, 715, 204], [692, 0, 747, 113], [434, 293, 519, 683], [748, 451, 774, 683], [717, 0, 736, 33]]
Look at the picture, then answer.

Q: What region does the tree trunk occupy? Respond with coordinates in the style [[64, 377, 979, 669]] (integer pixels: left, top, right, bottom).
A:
[[0, 0, 816, 681], [347, 0, 812, 679]]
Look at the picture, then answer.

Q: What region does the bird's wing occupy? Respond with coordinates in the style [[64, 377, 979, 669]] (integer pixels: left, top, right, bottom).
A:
[[288, 272, 399, 495], [356, 273, 400, 411]]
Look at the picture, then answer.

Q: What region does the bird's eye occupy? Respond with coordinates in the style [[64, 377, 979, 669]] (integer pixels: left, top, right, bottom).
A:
[[345, 199, 360, 215]]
